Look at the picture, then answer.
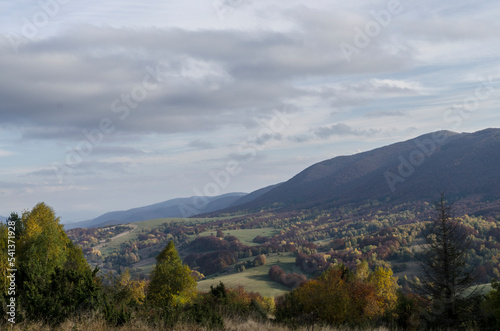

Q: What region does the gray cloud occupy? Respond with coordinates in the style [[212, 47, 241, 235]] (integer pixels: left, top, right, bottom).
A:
[[92, 146, 146, 155], [2, 1, 500, 221], [25, 161, 131, 178], [188, 139, 215, 150], [314, 123, 381, 139], [288, 134, 312, 143], [364, 110, 406, 118], [0, 7, 422, 143]]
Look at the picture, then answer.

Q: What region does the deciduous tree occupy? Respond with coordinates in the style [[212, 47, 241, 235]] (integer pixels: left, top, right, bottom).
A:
[[2, 203, 101, 323], [147, 241, 196, 308]]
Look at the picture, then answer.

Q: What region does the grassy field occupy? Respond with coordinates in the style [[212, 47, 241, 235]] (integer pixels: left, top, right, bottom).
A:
[[197, 253, 303, 297], [197, 227, 279, 246], [99, 217, 217, 255]]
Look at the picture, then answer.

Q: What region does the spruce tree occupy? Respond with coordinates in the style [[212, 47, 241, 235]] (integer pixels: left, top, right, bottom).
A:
[[415, 193, 474, 326]]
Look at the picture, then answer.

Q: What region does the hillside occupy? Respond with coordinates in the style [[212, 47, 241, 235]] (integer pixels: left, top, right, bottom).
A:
[[65, 128, 500, 230], [228, 183, 282, 207], [65, 192, 247, 229], [64, 128, 500, 300], [219, 128, 500, 215]]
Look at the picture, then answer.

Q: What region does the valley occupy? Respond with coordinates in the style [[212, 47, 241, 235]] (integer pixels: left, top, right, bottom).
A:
[[65, 129, 500, 301]]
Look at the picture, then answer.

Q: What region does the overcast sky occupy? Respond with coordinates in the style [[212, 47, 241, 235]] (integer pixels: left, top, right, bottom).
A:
[[1, 0, 500, 223]]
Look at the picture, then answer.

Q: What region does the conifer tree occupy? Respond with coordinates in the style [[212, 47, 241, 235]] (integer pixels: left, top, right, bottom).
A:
[[415, 193, 474, 326]]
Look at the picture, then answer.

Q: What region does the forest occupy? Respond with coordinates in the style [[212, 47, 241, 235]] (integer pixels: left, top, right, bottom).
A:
[[2, 199, 500, 330]]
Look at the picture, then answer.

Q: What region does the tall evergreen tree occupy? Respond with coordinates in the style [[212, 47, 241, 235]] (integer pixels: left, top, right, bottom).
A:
[[415, 193, 474, 326]]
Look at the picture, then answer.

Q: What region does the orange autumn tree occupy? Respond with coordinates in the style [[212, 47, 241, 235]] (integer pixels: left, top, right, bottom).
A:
[[279, 263, 398, 326]]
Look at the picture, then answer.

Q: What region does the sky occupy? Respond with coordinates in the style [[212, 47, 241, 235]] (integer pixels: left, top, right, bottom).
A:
[[1, 0, 500, 223]]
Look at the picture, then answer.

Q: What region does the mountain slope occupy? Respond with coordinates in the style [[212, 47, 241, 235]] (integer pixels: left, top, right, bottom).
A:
[[223, 128, 500, 213], [65, 192, 246, 229], [228, 183, 282, 207]]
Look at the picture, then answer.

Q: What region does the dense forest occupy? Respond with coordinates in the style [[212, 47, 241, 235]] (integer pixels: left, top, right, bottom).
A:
[[1, 200, 500, 329]]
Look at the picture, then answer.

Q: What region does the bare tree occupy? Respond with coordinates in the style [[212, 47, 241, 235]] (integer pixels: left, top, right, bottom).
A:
[[415, 193, 475, 326]]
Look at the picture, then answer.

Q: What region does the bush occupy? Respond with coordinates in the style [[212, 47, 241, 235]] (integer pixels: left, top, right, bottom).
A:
[[184, 303, 224, 329]]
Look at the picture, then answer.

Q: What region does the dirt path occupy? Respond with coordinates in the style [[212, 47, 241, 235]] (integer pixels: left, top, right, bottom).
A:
[[93, 224, 138, 250]]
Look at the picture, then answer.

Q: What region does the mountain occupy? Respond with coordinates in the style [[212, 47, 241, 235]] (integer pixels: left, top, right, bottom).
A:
[[66, 128, 500, 229], [228, 183, 282, 207], [0, 216, 6, 223], [218, 128, 500, 215], [65, 192, 247, 229]]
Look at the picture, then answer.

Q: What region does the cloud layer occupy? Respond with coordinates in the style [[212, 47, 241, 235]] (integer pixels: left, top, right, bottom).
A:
[[1, 0, 499, 221]]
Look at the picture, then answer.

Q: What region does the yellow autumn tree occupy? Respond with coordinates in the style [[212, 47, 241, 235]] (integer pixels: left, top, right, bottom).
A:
[[368, 266, 398, 314], [18, 203, 70, 276], [146, 241, 197, 308], [2, 203, 99, 322], [356, 259, 370, 281], [114, 268, 146, 306]]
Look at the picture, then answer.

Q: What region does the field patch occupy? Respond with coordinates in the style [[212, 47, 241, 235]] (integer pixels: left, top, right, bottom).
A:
[[197, 253, 304, 297], [99, 217, 216, 256], [197, 227, 279, 246]]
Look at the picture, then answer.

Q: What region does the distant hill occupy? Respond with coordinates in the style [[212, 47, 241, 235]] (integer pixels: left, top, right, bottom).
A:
[[218, 128, 500, 215], [65, 192, 247, 229], [0, 216, 6, 223]]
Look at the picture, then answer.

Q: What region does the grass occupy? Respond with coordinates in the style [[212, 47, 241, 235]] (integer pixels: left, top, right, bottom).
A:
[[1, 314, 391, 331], [197, 227, 279, 246], [197, 253, 304, 297], [464, 283, 492, 296], [124, 225, 280, 279], [99, 217, 218, 256]]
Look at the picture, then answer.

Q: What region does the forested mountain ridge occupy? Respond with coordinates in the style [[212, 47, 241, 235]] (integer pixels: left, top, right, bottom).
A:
[[64, 129, 500, 229], [217, 128, 500, 215]]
